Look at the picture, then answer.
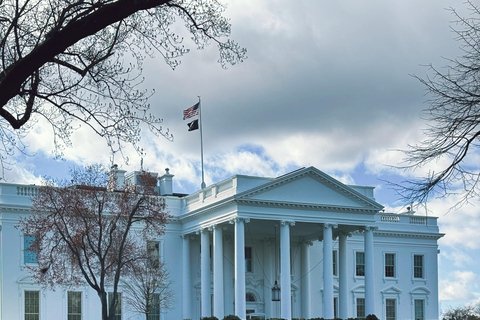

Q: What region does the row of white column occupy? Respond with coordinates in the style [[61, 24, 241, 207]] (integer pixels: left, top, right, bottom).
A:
[[182, 221, 377, 320]]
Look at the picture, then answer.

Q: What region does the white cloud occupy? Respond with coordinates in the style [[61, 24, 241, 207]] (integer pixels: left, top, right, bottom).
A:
[[440, 271, 480, 301]]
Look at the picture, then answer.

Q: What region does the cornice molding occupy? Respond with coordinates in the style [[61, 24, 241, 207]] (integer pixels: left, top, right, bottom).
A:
[[374, 230, 444, 240], [236, 198, 379, 213]]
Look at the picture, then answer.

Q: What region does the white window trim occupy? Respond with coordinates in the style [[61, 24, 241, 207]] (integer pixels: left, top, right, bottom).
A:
[[383, 251, 399, 283], [18, 278, 45, 320], [333, 250, 338, 278], [353, 250, 365, 281], [413, 298, 426, 320], [385, 298, 397, 320], [21, 234, 38, 266], [356, 297, 366, 319], [107, 291, 123, 319], [381, 286, 402, 320], [66, 290, 84, 320], [412, 252, 428, 283]]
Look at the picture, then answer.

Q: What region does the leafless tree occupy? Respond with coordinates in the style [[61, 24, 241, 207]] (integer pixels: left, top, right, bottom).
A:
[[396, 1, 480, 209], [122, 259, 174, 319], [442, 302, 480, 320], [18, 165, 170, 320], [0, 0, 246, 172]]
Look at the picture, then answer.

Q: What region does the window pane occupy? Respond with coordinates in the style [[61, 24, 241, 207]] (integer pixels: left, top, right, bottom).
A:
[[385, 253, 395, 278], [333, 251, 337, 276], [147, 241, 160, 268], [386, 299, 396, 320], [25, 291, 39, 320], [356, 252, 365, 276], [147, 293, 161, 320], [24, 236, 37, 264], [415, 299, 424, 320], [414, 255, 424, 278], [68, 291, 82, 320], [357, 298, 365, 318], [245, 247, 252, 272], [108, 292, 122, 320]]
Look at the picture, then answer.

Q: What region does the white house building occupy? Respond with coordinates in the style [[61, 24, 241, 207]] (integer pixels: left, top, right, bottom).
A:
[[0, 166, 443, 320]]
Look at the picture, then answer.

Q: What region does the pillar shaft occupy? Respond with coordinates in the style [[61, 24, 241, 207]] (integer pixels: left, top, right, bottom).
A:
[[213, 226, 224, 318], [301, 241, 311, 319], [339, 233, 349, 319], [234, 218, 247, 319], [323, 224, 336, 319], [280, 220, 293, 320], [365, 226, 376, 315], [201, 229, 211, 317], [182, 235, 191, 320]]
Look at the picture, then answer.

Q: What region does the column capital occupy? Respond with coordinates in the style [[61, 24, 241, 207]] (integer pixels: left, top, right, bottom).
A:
[[364, 225, 379, 232], [323, 222, 338, 229], [300, 239, 313, 246], [338, 231, 353, 238], [229, 217, 250, 224], [196, 227, 210, 235], [280, 220, 295, 227]]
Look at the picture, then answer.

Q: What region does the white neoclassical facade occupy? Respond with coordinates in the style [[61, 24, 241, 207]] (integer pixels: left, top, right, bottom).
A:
[[0, 166, 443, 320]]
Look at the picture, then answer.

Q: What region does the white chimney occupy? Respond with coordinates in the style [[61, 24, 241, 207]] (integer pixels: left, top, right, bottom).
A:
[[108, 164, 126, 191], [158, 168, 174, 196]]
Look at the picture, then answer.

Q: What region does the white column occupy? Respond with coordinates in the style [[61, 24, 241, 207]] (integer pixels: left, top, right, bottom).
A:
[[213, 225, 224, 319], [200, 228, 211, 317], [301, 240, 312, 319], [323, 223, 337, 319], [182, 235, 191, 320], [364, 226, 377, 316], [263, 238, 274, 319], [280, 220, 294, 320], [338, 232, 351, 319], [232, 218, 249, 320]]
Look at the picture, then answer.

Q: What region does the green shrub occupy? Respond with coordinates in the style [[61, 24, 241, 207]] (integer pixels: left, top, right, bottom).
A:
[[222, 316, 241, 320], [201, 317, 219, 320], [365, 315, 379, 320]]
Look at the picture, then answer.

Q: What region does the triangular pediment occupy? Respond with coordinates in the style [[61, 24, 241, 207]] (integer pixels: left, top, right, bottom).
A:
[[236, 167, 383, 211]]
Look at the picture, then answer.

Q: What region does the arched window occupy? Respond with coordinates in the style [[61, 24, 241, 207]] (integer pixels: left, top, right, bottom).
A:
[[246, 292, 256, 302]]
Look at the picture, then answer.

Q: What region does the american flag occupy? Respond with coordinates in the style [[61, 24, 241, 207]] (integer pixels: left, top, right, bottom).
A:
[[183, 102, 199, 120]]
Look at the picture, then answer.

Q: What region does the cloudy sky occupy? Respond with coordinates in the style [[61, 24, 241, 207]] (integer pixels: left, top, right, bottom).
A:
[[7, 0, 480, 312]]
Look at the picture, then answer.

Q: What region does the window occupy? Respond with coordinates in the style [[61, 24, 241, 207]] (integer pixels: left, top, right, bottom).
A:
[[414, 299, 424, 320], [246, 292, 256, 302], [333, 250, 338, 276], [386, 298, 396, 320], [414, 255, 424, 279], [245, 247, 252, 272], [147, 241, 160, 268], [147, 293, 161, 320], [333, 297, 338, 318], [385, 253, 395, 278], [108, 292, 122, 320], [356, 252, 365, 276], [24, 235, 37, 264], [356, 298, 365, 319], [25, 290, 40, 320], [68, 291, 82, 320]]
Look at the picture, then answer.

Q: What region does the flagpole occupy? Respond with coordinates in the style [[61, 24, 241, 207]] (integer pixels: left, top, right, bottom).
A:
[[198, 96, 206, 189]]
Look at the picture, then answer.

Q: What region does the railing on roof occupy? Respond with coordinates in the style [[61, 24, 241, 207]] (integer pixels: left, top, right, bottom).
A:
[[16, 186, 39, 197], [380, 213, 433, 226]]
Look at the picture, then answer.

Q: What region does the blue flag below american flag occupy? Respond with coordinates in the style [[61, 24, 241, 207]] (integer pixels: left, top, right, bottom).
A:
[[183, 102, 200, 120]]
